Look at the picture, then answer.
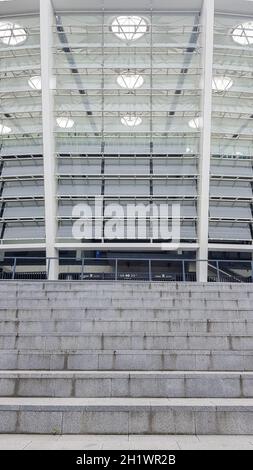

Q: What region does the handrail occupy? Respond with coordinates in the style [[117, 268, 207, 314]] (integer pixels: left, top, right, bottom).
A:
[[1, 256, 252, 263], [208, 262, 243, 283], [0, 256, 252, 283]]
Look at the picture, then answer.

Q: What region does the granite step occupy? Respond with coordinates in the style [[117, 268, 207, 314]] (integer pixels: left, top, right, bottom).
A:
[[0, 397, 253, 434], [0, 370, 252, 398]]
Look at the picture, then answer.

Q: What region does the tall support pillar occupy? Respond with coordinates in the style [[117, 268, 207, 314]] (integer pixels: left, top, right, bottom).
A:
[[40, 0, 58, 280], [197, 0, 214, 282]]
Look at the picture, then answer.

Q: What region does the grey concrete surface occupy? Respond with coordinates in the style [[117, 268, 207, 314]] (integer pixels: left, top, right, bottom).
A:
[[1, 350, 253, 371], [0, 434, 253, 450], [3, 319, 253, 335], [0, 371, 252, 398], [0, 398, 253, 434], [1, 332, 253, 351], [0, 281, 253, 435]]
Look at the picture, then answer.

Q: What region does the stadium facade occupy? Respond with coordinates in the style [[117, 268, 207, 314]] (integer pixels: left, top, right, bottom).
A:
[[0, 0, 252, 281]]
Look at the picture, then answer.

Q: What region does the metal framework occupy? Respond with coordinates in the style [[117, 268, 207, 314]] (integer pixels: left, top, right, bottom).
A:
[[0, 256, 252, 283], [0, 0, 252, 281]]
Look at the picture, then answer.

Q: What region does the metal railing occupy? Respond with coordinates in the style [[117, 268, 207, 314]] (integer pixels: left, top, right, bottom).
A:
[[0, 257, 252, 283]]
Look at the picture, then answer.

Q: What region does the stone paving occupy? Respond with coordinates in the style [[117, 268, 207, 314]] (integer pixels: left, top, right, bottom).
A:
[[0, 434, 253, 450]]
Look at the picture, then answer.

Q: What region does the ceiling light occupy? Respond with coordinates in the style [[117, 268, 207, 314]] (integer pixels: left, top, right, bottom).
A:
[[232, 21, 253, 45], [0, 123, 11, 135], [121, 115, 142, 127], [117, 73, 144, 89], [212, 76, 233, 92], [28, 76, 42, 90], [0, 21, 27, 46], [111, 16, 148, 41], [188, 117, 202, 129], [56, 117, 75, 129]]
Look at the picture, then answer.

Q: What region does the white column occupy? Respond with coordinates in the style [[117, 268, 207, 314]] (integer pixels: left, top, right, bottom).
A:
[[197, 0, 214, 282], [40, 0, 58, 280]]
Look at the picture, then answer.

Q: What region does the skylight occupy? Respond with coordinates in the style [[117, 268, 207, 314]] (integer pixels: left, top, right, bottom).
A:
[[0, 21, 27, 46], [117, 73, 144, 90], [188, 117, 202, 129], [0, 123, 12, 135], [212, 76, 233, 92], [121, 115, 142, 127], [232, 21, 253, 45], [111, 16, 148, 41], [56, 117, 75, 129], [28, 76, 42, 90]]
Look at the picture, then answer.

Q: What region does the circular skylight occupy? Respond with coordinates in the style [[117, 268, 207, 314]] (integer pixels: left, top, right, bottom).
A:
[[121, 115, 142, 127], [0, 123, 11, 135], [111, 16, 148, 41], [0, 21, 27, 46], [56, 117, 75, 129], [188, 117, 202, 129], [28, 76, 42, 90], [212, 76, 233, 92], [232, 21, 253, 45], [117, 73, 144, 90]]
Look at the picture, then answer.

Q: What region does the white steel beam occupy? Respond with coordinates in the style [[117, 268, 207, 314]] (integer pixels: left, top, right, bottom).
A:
[[208, 243, 253, 252], [197, 0, 214, 282], [0, 242, 251, 253], [40, 0, 58, 280], [55, 243, 199, 251], [0, 244, 46, 251]]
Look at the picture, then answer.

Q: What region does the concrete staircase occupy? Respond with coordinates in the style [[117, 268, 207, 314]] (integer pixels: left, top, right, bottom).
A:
[[0, 281, 253, 434]]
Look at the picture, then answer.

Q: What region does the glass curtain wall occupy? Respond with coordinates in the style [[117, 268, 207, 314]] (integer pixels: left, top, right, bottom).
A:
[[210, 14, 253, 244], [0, 14, 44, 245], [53, 12, 202, 243]]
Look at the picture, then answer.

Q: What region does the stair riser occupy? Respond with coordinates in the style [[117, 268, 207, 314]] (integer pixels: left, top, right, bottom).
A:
[[2, 293, 253, 301], [1, 407, 253, 434], [0, 376, 252, 398], [1, 311, 252, 322], [1, 320, 253, 335], [1, 283, 252, 292], [0, 335, 252, 350], [0, 352, 252, 371], [0, 300, 251, 309]]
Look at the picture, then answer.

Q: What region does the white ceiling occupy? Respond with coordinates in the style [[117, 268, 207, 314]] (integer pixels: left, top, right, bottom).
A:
[[0, 0, 252, 15], [215, 0, 253, 15], [52, 0, 202, 12], [0, 0, 39, 15]]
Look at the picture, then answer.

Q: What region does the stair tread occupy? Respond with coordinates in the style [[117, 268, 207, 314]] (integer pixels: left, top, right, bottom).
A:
[[2, 348, 253, 353], [0, 397, 253, 411], [1, 370, 252, 377], [1, 332, 252, 337]]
